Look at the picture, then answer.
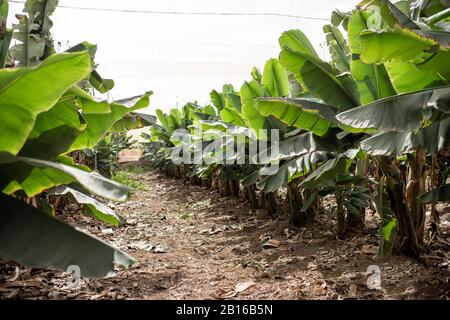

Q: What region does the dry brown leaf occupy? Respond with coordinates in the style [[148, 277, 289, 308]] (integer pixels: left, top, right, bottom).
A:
[[349, 284, 358, 297], [262, 239, 281, 248], [235, 280, 255, 293], [153, 244, 167, 253], [216, 288, 238, 299], [362, 244, 378, 255], [308, 238, 327, 245]]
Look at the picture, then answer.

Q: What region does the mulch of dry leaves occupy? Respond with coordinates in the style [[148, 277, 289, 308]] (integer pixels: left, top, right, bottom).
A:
[[1, 165, 449, 300]]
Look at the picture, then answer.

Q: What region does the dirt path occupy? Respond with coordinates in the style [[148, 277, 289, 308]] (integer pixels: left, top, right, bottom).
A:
[[1, 168, 449, 300]]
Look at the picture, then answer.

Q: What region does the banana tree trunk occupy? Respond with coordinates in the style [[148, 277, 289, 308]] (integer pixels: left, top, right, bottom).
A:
[[212, 172, 219, 191], [262, 192, 277, 216], [287, 181, 306, 227], [245, 185, 259, 209], [406, 150, 426, 247], [218, 178, 231, 196], [229, 180, 240, 197], [348, 158, 368, 232], [429, 154, 439, 237], [379, 158, 421, 258], [302, 188, 320, 220], [335, 189, 346, 239]]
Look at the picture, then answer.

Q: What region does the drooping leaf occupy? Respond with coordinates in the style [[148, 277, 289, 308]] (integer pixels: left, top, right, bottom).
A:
[[301, 155, 353, 188], [48, 186, 125, 227], [66, 41, 115, 93], [361, 116, 450, 155], [255, 132, 340, 162], [337, 86, 450, 132], [0, 152, 130, 201], [257, 151, 334, 192], [419, 184, 450, 203], [0, 193, 134, 278], [69, 92, 151, 151], [414, 116, 450, 153], [361, 131, 413, 156]]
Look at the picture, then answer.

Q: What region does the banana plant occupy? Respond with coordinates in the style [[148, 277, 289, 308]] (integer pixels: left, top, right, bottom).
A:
[[0, 0, 12, 68], [9, 0, 58, 67], [0, 51, 154, 277], [66, 41, 115, 94]]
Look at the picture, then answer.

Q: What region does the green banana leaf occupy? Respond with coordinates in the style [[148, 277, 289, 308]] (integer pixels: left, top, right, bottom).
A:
[[255, 97, 338, 136], [69, 92, 151, 151], [347, 11, 396, 104], [0, 52, 91, 155], [278, 29, 358, 109], [278, 29, 319, 57], [360, 27, 450, 83], [251, 66, 262, 83], [337, 86, 450, 132], [10, 0, 58, 66], [0, 0, 12, 68], [66, 41, 115, 93], [0, 152, 130, 201], [220, 107, 247, 127], [323, 24, 350, 73], [374, 177, 398, 257], [361, 117, 450, 155], [241, 80, 268, 137], [18, 98, 86, 160], [0, 193, 134, 278], [261, 58, 289, 97], [48, 186, 125, 227], [256, 151, 335, 192], [419, 184, 450, 203], [301, 156, 352, 188]]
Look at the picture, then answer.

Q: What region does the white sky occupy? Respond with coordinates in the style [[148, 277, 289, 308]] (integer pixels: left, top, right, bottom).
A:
[[8, 0, 357, 114]]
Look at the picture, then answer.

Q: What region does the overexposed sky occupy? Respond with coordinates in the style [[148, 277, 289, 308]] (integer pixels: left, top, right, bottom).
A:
[[8, 0, 357, 114]]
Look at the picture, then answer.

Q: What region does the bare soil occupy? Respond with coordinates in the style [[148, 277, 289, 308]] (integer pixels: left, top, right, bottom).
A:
[[1, 167, 449, 300]]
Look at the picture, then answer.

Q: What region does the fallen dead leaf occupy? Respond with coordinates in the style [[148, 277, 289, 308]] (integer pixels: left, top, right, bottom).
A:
[[153, 244, 167, 253], [262, 239, 281, 249], [308, 238, 327, 245], [362, 244, 379, 255], [101, 228, 114, 235], [216, 288, 237, 299], [235, 280, 255, 293], [349, 284, 358, 297], [215, 280, 256, 299]]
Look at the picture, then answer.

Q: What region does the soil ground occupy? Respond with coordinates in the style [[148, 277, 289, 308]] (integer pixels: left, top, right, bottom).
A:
[[1, 166, 449, 300]]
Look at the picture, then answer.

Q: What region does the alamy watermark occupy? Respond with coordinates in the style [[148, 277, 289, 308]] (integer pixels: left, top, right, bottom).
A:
[[66, 265, 81, 288], [366, 265, 382, 290], [170, 128, 280, 175]]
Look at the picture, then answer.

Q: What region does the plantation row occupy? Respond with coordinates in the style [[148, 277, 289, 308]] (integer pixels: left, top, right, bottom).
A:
[[0, 0, 155, 277], [144, 0, 450, 260]]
